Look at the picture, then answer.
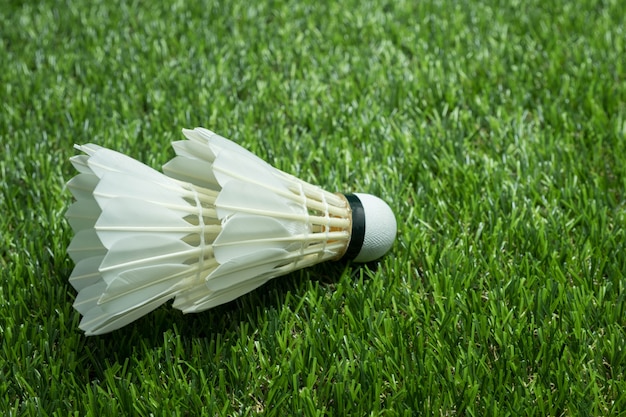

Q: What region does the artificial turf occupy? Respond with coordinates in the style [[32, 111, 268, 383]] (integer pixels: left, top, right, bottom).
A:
[[1, 0, 625, 415]]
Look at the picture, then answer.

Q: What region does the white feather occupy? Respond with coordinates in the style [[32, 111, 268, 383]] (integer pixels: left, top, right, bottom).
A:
[[65, 199, 101, 231], [170, 137, 217, 161], [162, 156, 219, 189], [215, 181, 304, 221], [73, 280, 107, 315], [183, 128, 263, 161], [79, 295, 175, 336], [175, 274, 270, 313], [97, 264, 189, 306], [206, 248, 292, 292], [92, 172, 190, 209], [83, 146, 177, 188], [94, 199, 203, 248], [98, 236, 203, 281], [69, 154, 94, 174], [69, 256, 104, 291], [67, 229, 106, 262], [212, 147, 289, 191], [212, 215, 301, 262], [66, 173, 99, 200]]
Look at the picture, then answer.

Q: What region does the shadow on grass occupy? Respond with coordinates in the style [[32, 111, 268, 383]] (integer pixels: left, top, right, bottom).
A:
[[74, 259, 374, 369]]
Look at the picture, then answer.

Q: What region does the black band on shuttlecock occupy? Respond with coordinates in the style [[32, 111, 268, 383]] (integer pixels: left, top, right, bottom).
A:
[[343, 194, 366, 260]]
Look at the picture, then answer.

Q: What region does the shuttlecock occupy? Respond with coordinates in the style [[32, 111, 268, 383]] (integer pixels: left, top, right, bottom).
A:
[[65, 128, 396, 335]]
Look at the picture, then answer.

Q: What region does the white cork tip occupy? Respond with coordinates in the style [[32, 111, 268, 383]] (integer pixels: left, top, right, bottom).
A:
[[352, 193, 397, 263]]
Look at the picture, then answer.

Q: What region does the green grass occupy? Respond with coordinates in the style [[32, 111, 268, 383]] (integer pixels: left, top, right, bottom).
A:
[[1, 0, 625, 414]]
